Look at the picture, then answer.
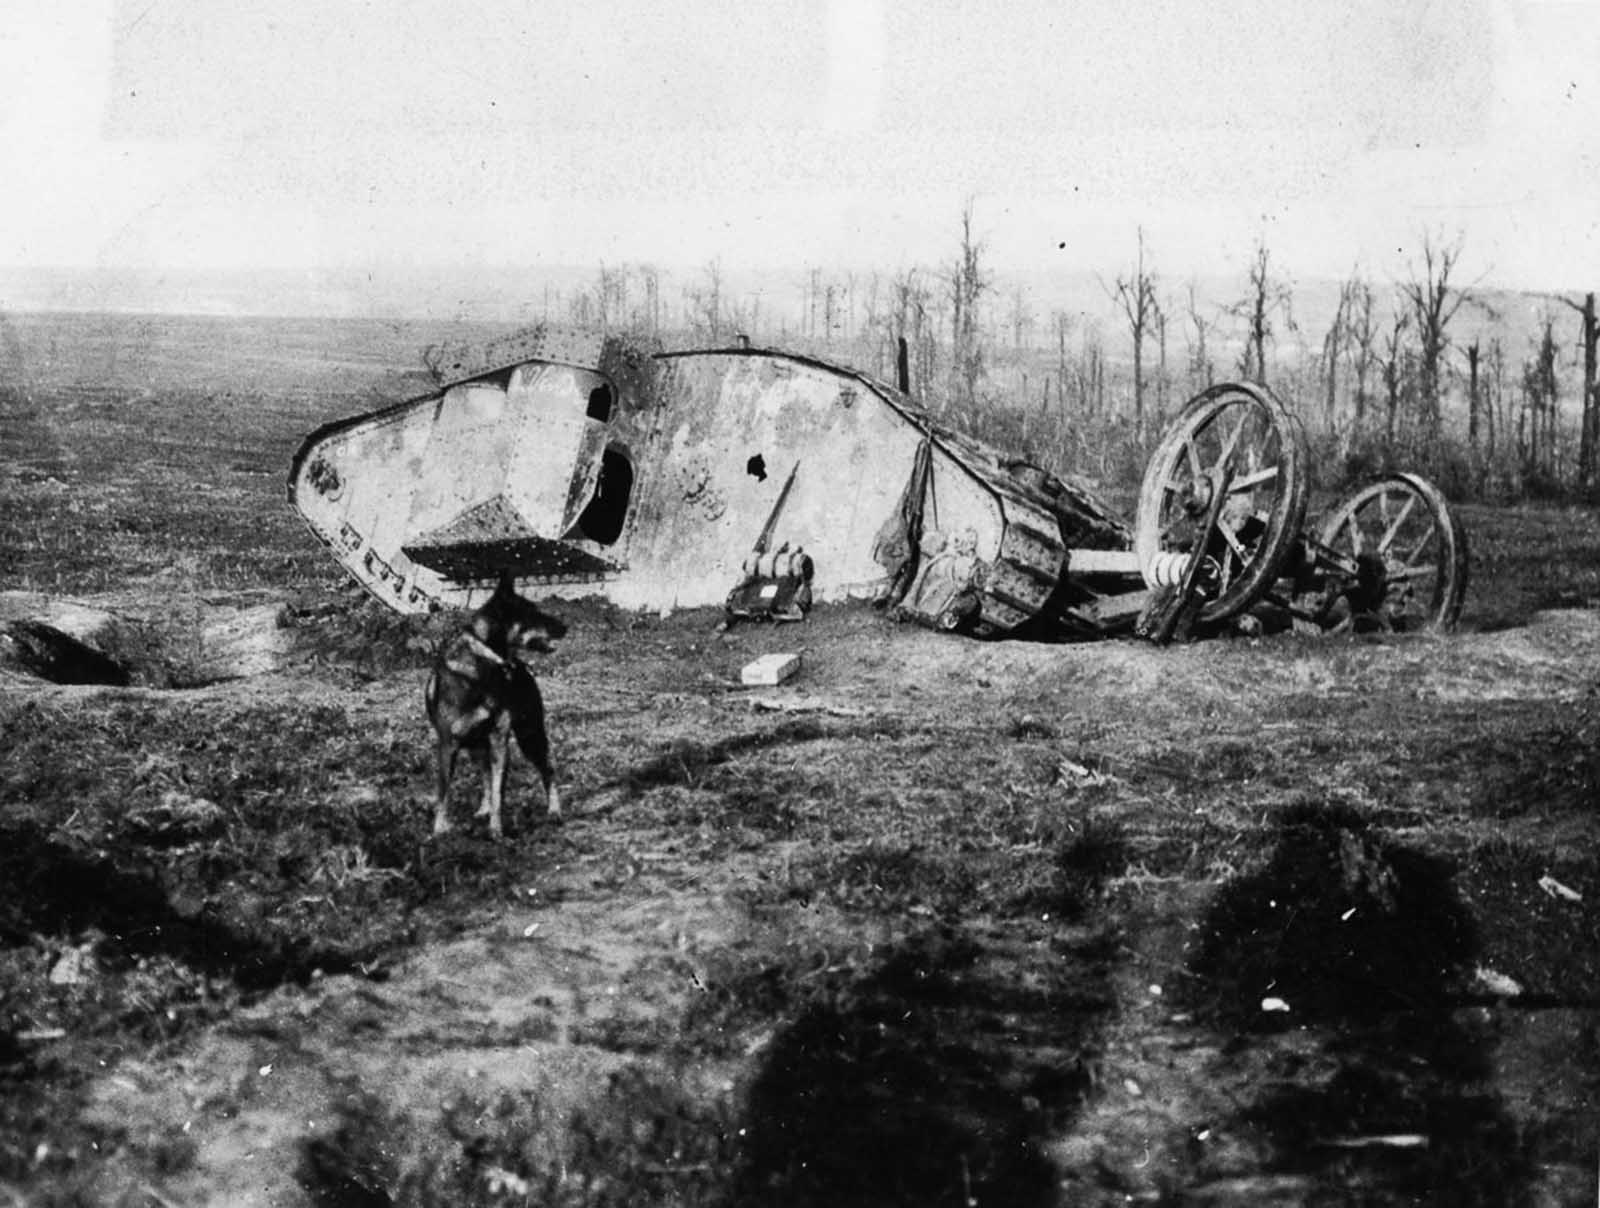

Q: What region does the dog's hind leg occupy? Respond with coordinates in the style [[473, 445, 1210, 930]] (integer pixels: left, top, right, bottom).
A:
[[510, 674, 561, 818]]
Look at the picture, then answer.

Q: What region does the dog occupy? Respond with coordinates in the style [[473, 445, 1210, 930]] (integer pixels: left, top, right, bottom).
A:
[[424, 571, 566, 838]]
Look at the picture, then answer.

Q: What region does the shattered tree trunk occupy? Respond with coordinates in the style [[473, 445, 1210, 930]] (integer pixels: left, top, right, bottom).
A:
[[1579, 292, 1598, 494], [1467, 340, 1481, 450]]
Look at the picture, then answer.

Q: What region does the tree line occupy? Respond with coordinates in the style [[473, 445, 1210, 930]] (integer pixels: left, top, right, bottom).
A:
[[541, 209, 1600, 503]]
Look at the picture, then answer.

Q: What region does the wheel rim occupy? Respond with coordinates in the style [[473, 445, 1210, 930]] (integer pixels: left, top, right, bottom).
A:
[[1317, 472, 1468, 631], [1135, 383, 1309, 623]]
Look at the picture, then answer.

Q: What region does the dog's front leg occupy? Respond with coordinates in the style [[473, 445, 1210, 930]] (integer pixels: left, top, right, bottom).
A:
[[432, 741, 457, 836], [480, 720, 512, 838]]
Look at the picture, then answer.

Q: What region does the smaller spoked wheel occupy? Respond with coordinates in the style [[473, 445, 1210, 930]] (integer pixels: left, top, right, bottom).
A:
[[1135, 382, 1310, 623], [1316, 473, 1468, 632]]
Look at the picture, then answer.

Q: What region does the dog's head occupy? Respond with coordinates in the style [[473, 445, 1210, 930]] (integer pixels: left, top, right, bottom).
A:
[[473, 572, 568, 658]]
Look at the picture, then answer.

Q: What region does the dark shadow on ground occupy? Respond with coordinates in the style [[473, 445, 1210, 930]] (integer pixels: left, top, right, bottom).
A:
[[1185, 802, 1535, 1206], [0, 620, 130, 685], [0, 821, 372, 992], [616, 717, 904, 796], [730, 923, 1117, 1207]]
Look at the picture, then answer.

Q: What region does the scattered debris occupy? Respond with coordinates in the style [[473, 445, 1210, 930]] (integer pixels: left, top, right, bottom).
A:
[[1007, 713, 1057, 740], [1314, 1135, 1429, 1150], [485, 1168, 532, 1198], [749, 696, 867, 719], [741, 652, 801, 687], [1056, 758, 1115, 788], [125, 791, 227, 843], [1472, 965, 1524, 998], [15, 1027, 68, 1044], [1537, 874, 1583, 903], [726, 463, 814, 624], [48, 944, 95, 987]]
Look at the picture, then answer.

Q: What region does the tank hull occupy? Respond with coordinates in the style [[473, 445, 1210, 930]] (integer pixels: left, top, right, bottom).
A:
[[288, 329, 1131, 633]]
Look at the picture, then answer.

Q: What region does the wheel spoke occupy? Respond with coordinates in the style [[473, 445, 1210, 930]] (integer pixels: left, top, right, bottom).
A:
[[1345, 519, 1364, 556], [1385, 563, 1440, 582], [1401, 522, 1437, 567], [1228, 465, 1279, 493], [1218, 522, 1249, 564], [1308, 539, 1361, 577], [1185, 437, 1203, 482], [1212, 409, 1250, 475], [1376, 494, 1417, 554]]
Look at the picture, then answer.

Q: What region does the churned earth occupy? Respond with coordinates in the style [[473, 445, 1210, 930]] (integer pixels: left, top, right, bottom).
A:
[[2, 312, 1599, 1206]]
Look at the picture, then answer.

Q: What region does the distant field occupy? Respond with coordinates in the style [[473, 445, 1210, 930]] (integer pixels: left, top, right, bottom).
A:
[[0, 311, 487, 592], [2, 309, 1599, 1207]]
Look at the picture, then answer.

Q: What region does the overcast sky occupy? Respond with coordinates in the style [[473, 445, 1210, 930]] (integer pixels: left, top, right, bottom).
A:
[[2, 0, 1596, 292]]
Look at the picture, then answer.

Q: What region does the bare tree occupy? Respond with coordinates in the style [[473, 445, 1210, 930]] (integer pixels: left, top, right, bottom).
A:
[[689, 260, 725, 341], [1486, 337, 1508, 463], [1381, 311, 1412, 445], [1154, 301, 1171, 424], [595, 262, 629, 334], [1109, 227, 1160, 437], [1399, 232, 1476, 434], [890, 268, 939, 401], [1321, 277, 1360, 432], [948, 200, 991, 417], [1083, 322, 1107, 417], [1559, 290, 1598, 494], [803, 268, 822, 340], [1183, 282, 1216, 394], [634, 264, 661, 338], [1520, 316, 1561, 484], [859, 272, 885, 375], [1231, 237, 1295, 386], [568, 287, 595, 328], [1465, 337, 1483, 451], [1052, 310, 1074, 411], [1344, 277, 1378, 432], [1008, 285, 1035, 354]]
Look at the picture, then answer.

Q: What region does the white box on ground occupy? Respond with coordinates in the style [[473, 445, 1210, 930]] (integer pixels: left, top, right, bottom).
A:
[[741, 652, 801, 686]]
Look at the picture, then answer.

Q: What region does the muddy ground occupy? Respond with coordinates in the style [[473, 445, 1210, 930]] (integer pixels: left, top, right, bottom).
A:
[[3, 312, 1600, 1206]]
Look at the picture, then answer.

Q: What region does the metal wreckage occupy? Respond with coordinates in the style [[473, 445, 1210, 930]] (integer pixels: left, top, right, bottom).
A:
[[288, 324, 1468, 642]]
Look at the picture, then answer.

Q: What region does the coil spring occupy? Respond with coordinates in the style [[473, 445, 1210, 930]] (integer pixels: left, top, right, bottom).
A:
[[1145, 551, 1191, 588]]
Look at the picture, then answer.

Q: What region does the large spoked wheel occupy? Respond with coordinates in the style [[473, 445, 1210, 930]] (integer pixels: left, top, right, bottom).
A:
[[1316, 473, 1469, 631], [1135, 382, 1310, 624]]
